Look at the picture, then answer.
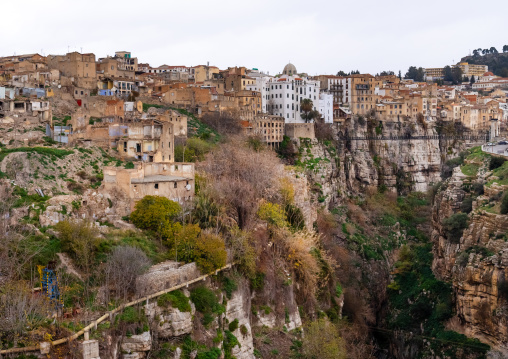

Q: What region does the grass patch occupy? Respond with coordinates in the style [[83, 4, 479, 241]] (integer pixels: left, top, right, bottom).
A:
[[157, 290, 191, 312], [460, 163, 479, 177], [0, 147, 73, 162]]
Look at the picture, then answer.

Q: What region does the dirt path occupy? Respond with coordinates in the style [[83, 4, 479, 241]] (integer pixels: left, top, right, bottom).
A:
[[57, 252, 83, 281]]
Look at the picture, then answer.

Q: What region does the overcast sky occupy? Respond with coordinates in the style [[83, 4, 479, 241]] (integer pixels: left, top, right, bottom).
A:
[[1, 0, 506, 76]]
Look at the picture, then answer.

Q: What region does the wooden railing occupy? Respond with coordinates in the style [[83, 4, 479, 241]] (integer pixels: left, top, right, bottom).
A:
[[0, 263, 235, 355]]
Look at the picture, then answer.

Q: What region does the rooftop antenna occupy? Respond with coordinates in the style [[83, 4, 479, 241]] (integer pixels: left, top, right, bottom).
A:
[[67, 45, 70, 53], [80, 47, 83, 53]]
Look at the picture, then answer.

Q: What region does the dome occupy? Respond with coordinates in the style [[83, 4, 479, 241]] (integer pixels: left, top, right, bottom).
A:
[[283, 63, 297, 76], [483, 72, 494, 77]]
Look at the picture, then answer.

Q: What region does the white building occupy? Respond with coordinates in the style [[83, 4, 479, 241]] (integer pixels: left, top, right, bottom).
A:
[[327, 76, 352, 105], [246, 70, 273, 113], [261, 63, 322, 123], [318, 93, 333, 123]]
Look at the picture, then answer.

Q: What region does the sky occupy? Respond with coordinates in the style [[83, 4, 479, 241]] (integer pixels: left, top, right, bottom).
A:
[[1, 0, 507, 76]]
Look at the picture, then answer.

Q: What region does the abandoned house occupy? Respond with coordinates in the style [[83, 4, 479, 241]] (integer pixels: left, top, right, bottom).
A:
[[104, 161, 195, 211]]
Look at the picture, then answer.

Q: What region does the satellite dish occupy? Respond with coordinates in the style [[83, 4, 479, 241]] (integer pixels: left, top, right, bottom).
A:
[[186, 184, 191, 191], [58, 85, 61, 89]]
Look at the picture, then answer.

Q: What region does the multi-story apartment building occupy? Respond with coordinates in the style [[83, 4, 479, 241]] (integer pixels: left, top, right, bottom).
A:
[[350, 74, 382, 116], [245, 71, 273, 113], [424, 68, 444, 81], [265, 64, 321, 123], [455, 62, 488, 79]]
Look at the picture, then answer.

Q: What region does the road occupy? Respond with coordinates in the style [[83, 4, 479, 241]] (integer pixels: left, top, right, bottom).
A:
[[483, 143, 508, 157]]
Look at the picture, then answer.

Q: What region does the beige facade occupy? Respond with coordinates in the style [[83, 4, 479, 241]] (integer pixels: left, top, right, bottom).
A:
[[192, 65, 219, 83], [47, 52, 96, 79], [224, 75, 256, 92], [350, 74, 381, 115], [104, 162, 195, 210], [456, 62, 488, 78], [117, 119, 174, 163], [247, 114, 285, 145]]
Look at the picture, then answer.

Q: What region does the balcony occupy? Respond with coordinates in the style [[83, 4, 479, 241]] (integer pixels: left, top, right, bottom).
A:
[[356, 84, 369, 90]]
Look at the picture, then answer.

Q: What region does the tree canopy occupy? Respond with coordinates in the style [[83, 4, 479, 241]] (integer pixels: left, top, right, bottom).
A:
[[300, 99, 320, 123], [130, 195, 182, 239], [404, 66, 425, 82]]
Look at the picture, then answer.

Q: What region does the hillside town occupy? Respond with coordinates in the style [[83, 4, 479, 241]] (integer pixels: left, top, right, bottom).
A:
[[2, 45, 508, 359], [1, 51, 507, 146]]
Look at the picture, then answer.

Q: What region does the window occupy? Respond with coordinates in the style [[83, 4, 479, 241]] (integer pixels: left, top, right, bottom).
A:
[[168, 141, 171, 148], [174, 182, 177, 188], [154, 183, 159, 189]]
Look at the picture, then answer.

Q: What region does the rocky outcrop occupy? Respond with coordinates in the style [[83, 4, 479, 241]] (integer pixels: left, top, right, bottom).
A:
[[431, 167, 508, 352], [225, 279, 254, 359], [145, 292, 195, 338], [121, 331, 152, 356], [135, 262, 201, 297]]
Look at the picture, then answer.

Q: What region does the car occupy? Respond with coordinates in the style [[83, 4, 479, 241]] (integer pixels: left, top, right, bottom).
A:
[[498, 140, 508, 145]]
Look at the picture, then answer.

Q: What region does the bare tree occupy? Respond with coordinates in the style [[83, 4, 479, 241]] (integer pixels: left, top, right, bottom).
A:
[[0, 281, 49, 335], [105, 245, 151, 301], [198, 138, 282, 229], [201, 111, 243, 136]]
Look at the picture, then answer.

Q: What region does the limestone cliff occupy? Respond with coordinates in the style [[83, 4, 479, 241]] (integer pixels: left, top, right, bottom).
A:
[[431, 159, 508, 353]]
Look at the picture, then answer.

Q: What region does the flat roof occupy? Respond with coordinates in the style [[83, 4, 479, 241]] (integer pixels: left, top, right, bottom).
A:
[[131, 175, 192, 184]]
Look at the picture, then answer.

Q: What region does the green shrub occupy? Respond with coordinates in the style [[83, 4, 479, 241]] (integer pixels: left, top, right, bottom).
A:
[[240, 324, 248, 336], [442, 213, 468, 243], [472, 182, 484, 195], [223, 330, 240, 359], [124, 161, 135, 169], [501, 192, 508, 214], [250, 272, 265, 290], [116, 307, 146, 324], [190, 286, 225, 316], [460, 197, 473, 214], [228, 318, 239, 332], [222, 276, 238, 299], [157, 290, 191, 312]]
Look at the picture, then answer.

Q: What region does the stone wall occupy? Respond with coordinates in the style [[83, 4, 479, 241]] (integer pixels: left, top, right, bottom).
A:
[[285, 123, 315, 140], [135, 261, 200, 297]]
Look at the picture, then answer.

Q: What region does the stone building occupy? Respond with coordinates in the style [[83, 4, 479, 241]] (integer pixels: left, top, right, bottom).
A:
[[104, 161, 195, 209], [47, 52, 97, 89], [243, 114, 285, 146]]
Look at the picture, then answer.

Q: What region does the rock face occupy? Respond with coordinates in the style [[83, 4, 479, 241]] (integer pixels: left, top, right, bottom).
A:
[[145, 294, 195, 338], [121, 331, 152, 354], [136, 262, 201, 297], [295, 120, 473, 210], [225, 279, 255, 359], [431, 168, 508, 352]]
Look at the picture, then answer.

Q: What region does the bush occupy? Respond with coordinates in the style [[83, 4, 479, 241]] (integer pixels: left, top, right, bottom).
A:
[[460, 197, 473, 214], [302, 319, 346, 359], [54, 220, 100, 272], [472, 182, 484, 196], [130, 196, 181, 239], [277, 135, 298, 164], [501, 193, 508, 215], [190, 286, 224, 325], [157, 290, 191, 312], [489, 156, 506, 171], [228, 318, 239, 332], [442, 213, 469, 244], [174, 137, 213, 162], [105, 245, 151, 299], [222, 276, 238, 299], [172, 225, 227, 273], [257, 202, 287, 228]]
